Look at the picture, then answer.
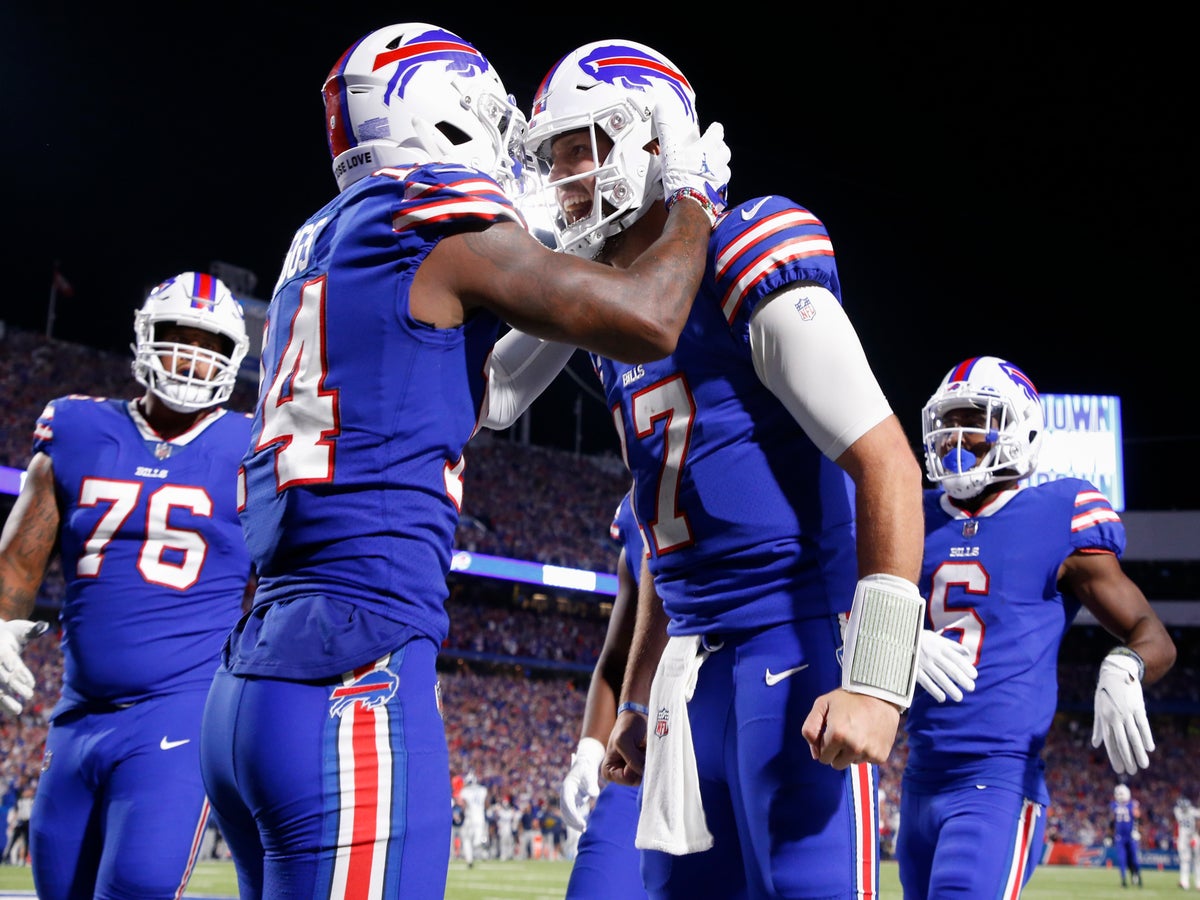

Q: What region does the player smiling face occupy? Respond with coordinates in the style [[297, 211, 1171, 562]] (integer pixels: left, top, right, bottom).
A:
[[546, 127, 616, 226]]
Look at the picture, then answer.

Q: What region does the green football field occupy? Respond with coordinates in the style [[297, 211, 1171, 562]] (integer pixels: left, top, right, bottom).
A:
[[0, 859, 1188, 898]]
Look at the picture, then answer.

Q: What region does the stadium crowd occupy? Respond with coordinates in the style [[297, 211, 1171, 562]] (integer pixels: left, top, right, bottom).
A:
[[2, 326, 1198, 864]]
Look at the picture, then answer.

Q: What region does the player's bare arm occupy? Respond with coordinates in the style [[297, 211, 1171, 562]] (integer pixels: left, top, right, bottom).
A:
[[0, 452, 60, 620], [837, 415, 925, 581], [604, 555, 671, 786], [803, 416, 925, 766], [413, 203, 711, 362], [1061, 551, 1176, 683], [585, 548, 639, 745]]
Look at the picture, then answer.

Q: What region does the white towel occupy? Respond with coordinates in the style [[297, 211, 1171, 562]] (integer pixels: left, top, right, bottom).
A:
[[635, 634, 713, 855]]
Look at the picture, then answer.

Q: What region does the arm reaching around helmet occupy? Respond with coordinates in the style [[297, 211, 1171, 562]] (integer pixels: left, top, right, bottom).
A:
[[414, 198, 712, 363]]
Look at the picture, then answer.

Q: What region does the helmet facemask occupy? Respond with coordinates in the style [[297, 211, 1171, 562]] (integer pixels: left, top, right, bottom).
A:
[[523, 40, 695, 259], [524, 99, 660, 259], [131, 273, 249, 414]]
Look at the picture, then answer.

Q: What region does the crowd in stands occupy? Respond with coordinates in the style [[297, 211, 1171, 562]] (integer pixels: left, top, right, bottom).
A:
[[2, 325, 1198, 863], [0, 327, 629, 577], [5, 614, 1198, 863]]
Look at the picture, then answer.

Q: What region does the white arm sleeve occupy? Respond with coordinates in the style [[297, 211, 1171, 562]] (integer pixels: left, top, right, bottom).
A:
[[479, 329, 577, 430], [748, 284, 893, 460]]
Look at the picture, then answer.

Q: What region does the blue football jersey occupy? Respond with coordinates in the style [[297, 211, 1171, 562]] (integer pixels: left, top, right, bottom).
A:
[[610, 491, 643, 581], [904, 479, 1125, 800], [33, 397, 252, 711], [235, 164, 522, 679], [591, 196, 857, 633], [1113, 798, 1139, 839]]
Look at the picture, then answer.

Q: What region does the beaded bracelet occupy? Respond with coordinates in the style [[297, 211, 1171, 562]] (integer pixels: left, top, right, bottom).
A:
[[1108, 646, 1146, 681], [665, 187, 719, 224], [617, 701, 649, 717]]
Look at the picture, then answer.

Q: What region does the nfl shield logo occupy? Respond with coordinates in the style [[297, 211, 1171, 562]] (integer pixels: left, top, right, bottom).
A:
[[155, 442, 172, 460], [654, 708, 670, 739], [962, 520, 979, 538]]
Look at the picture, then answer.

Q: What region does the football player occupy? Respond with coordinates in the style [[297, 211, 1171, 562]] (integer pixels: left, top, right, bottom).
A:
[[0, 272, 253, 899], [1175, 794, 1199, 890], [1111, 783, 1144, 887], [560, 491, 648, 899], [896, 356, 1175, 898], [197, 22, 728, 900], [525, 39, 925, 899]]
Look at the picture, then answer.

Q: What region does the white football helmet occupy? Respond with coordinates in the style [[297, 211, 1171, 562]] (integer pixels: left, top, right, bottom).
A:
[[132, 272, 249, 413], [1115, 784, 1132, 803], [323, 23, 526, 194], [524, 40, 698, 258], [921, 356, 1045, 500]]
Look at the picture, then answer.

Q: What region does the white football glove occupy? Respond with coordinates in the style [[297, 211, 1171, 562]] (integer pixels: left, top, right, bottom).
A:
[[560, 736, 605, 832], [653, 98, 730, 226], [915, 629, 978, 703], [0, 620, 49, 717], [1092, 650, 1154, 775]]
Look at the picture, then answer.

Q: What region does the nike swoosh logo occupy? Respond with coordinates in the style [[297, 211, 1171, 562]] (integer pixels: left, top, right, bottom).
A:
[[160, 737, 191, 751], [741, 196, 773, 220], [764, 663, 809, 686]]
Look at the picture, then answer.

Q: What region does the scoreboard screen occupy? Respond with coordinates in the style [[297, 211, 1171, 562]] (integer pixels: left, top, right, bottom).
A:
[[1028, 393, 1124, 511]]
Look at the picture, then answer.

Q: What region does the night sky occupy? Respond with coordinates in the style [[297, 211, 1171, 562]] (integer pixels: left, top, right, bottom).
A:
[[4, 9, 1193, 509]]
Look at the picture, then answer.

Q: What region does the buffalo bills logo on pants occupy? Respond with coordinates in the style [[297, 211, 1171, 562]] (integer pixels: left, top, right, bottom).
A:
[[329, 666, 400, 718]]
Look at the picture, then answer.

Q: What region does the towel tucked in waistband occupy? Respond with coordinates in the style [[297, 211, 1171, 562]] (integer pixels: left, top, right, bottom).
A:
[[635, 634, 713, 855]]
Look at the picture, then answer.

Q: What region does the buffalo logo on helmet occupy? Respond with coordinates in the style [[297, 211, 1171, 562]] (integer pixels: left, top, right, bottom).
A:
[[372, 28, 489, 104], [329, 665, 400, 717], [998, 360, 1039, 404], [533, 44, 694, 120]]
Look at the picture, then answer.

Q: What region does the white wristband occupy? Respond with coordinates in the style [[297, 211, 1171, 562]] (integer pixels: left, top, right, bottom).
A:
[[841, 573, 925, 710]]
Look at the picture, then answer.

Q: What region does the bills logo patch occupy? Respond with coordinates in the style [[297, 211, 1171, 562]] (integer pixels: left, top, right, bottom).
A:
[[329, 666, 400, 718], [654, 707, 670, 739]]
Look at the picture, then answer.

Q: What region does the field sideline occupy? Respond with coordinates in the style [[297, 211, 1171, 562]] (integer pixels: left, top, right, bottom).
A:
[[0, 859, 1188, 898]]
